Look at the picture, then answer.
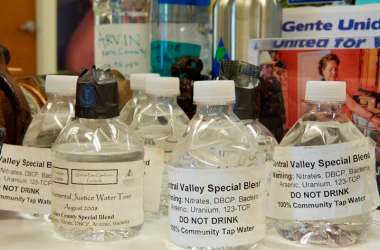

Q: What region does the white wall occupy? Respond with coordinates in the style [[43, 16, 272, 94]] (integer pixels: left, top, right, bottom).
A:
[[36, 0, 57, 75]]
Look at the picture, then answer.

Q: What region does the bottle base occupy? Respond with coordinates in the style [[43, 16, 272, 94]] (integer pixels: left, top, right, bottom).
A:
[[176, 242, 259, 250], [53, 224, 142, 241], [144, 207, 168, 222], [21, 213, 50, 221], [271, 215, 371, 247], [144, 200, 169, 221], [0, 210, 50, 221]]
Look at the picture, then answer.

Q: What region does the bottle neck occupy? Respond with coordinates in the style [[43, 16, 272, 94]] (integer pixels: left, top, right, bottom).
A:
[[132, 89, 145, 98], [310, 102, 343, 113], [146, 94, 177, 105], [76, 117, 118, 124], [304, 102, 346, 122], [47, 93, 75, 103], [196, 103, 233, 116]]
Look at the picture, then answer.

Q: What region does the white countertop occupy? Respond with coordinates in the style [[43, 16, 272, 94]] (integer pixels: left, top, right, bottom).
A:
[[1, 211, 379, 250]]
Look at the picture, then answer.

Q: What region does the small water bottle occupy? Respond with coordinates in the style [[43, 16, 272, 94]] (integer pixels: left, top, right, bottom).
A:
[[168, 80, 266, 249], [23, 75, 77, 148], [131, 76, 189, 218], [269, 81, 379, 246], [151, 0, 211, 76], [119, 73, 159, 125], [51, 68, 144, 241]]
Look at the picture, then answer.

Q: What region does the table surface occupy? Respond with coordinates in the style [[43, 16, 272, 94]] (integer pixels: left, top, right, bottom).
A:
[[1, 211, 379, 250]]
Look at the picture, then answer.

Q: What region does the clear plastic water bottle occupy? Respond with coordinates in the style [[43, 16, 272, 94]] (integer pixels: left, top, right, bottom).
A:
[[246, 120, 277, 177], [220, 60, 276, 203], [168, 80, 266, 249], [270, 81, 379, 247], [151, 0, 211, 76], [51, 68, 144, 241], [131, 76, 189, 218], [219, 60, 261, 120], [212, 0, 282, 66], [23, 75, 78, 148], [246, 119, 277, 163], [246, 119, 277, 229], [119, 73, 159, 125]]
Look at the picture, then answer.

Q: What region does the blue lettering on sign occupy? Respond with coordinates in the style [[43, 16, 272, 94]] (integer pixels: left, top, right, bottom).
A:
[[282, 20, 333, 32], [374, 37, 380, 48], [272, 38, 329, 49], [270, 38, 370, 49], [283, 18, 380, 33], [282, 21, 295, 32], [334, 38, 367, 48], [338, 18, 380, 31]]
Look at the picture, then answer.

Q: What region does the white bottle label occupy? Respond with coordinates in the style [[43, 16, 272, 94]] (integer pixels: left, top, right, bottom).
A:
[[95, 23, 149, 77], [51, 159, 144, 230], [0, 144, 52, 214], [168, 167, 266, 248], [143, 146, 165, 213], [269, 138, 380, 220]]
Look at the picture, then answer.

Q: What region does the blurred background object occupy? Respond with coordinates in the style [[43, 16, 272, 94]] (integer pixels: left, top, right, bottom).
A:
[[93, 0, 151, 78], [16, 75, 47, 116], [151, 0, 212, 76], [0, 0, 36, 76], [0, 44, 32, 145], [212, 0, 282, 76], [59, 0, 92, 73], [112, 69, 132, 109], [171, 56, 209, 119], [219, 60, 261, 120]]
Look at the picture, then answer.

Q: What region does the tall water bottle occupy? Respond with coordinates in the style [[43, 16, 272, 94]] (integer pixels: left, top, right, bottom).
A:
[[219, 60, 276, 190], [212, 0, 282, 75], [94, 0, 151, 77], [131, 76, 189, 218], [151, 0, 211, 76]]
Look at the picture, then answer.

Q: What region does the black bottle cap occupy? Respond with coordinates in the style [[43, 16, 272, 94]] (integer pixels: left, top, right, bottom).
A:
[[75, 67, 119, 119]]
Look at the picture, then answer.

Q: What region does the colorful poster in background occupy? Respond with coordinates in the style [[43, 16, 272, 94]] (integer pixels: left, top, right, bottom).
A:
[[257, 4, 380, 196], [282, 4, 380, 38], [251, 36, 380, 51]]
